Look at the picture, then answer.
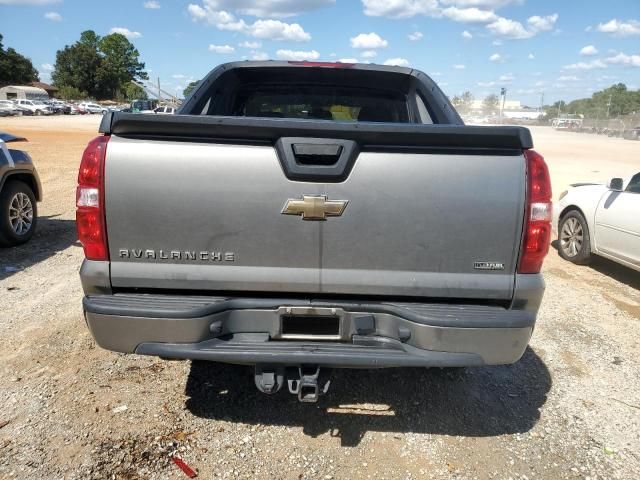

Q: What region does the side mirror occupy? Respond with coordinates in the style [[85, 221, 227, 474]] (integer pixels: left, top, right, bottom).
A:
[[608, 177, 624, 191]]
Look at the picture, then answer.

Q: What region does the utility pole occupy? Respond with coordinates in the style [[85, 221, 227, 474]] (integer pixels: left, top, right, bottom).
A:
[[557, 101, 561, 119], [606, 93, 612, 118], [157, 77, 161, 103], [499, 87, 507, 124], [539, 91, 544, 112]]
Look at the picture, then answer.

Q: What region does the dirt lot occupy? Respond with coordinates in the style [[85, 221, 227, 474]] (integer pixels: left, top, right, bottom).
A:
[[0, 116, 639, 479]]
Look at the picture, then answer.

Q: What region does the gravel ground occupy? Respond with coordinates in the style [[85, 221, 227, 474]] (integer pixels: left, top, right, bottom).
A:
[[0, 117, 639, 479]]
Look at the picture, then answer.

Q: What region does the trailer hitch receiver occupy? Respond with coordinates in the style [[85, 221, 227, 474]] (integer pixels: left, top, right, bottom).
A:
[[254, 365, 331, 402]]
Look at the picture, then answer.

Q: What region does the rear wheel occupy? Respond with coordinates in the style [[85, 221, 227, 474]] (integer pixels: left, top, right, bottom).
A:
[[558, 210, 591, 265], [0, 181, 38, 247]]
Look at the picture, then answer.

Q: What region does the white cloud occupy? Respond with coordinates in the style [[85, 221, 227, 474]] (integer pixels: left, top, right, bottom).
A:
[[109, 27, 142, 39], [486, 17, 532, 39], [578, 45, 597, 56], [557, 75, 579, 81], [188, 0, 333, 18], [383, 57, 410, 67], [528, 53, 535, 59], [0, 0, 60, 4], [275, 49, 320, 61], [187, 5, 311, 41], [499, 73, 514, 82], [527, 13, 558, 32], [239, 40, 261, 48], [40, 63, 54, 72], [478, 81, 496, 87], [486, 13, 557, 39], [440, 0, 522, 6], [252, 51, 269, 60], [462, 30, 473, 39], [44, 11, 61, 21], [350, 32, 388, 49], [563, 59, 607, 70], [143, 0, 160, 8], [172, 74, 188, 79], [453, 64, 466, 69], [489, 53, 503, 62], [443, 7, 496, 23], [492, 39, 502, 46], [250, 19, 310, 41], [361, 50, 378, 59], [208, 44, 235, 53], [408, 31, 423, 41], [596, 19, 640, 37], [605, 52, 640, 67], [338, 58, 359, 63], [362, 0, 439, 18], [362, 0, 519, 19]]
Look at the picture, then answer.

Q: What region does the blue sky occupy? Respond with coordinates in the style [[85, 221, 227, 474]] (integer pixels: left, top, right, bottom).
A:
[[2, 0, 639, 105]]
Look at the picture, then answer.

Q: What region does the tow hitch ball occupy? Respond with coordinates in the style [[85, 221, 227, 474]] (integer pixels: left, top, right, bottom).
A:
[[254, 366, 331, 403]]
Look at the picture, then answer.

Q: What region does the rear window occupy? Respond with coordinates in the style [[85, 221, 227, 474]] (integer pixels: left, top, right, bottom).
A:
[[232, 85, 410, 123]]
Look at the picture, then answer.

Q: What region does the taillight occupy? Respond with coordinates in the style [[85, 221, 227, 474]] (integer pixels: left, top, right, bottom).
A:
[[76, 135, 109, 260], [518, 149, 552, 273]]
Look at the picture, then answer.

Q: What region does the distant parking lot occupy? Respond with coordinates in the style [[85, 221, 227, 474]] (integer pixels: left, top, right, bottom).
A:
[[1, 116, 639, 479]]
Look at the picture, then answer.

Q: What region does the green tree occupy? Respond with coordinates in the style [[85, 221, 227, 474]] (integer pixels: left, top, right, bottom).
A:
[[482, 94, 499, 115], [52, 30, 147, 100], [0, 34, 39, 86], [452, 91, 474, 115], [559, 83, 640, 119], [183, 80, 199, 98], [95, 33, 148, 99], [124, 82, 148, 101], [56, 85, 88, 100], [52, 30, 102, 96]]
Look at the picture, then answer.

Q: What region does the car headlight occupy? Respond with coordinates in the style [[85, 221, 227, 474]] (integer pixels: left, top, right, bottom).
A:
[[559, 190, 568, 200]]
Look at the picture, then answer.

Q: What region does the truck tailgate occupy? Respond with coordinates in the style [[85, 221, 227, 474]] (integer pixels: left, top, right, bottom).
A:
[[105, 134, 524, 300]]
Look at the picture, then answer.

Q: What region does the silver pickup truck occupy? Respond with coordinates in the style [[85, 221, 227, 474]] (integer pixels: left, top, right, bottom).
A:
[[78, 61, 552, 402]]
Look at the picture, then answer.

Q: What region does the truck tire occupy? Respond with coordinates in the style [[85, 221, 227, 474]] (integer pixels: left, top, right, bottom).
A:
[[0, 181, 38, 247], [35, 110, 43, 116], [558, 210, 591, 265]]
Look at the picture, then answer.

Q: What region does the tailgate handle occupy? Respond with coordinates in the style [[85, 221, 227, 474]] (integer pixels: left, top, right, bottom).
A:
[[292, 143, 343, 165], [275, 137, 359, 182]]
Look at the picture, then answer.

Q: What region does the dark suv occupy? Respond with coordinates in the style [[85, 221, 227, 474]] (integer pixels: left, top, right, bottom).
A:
[[0, 132, 42, 246]]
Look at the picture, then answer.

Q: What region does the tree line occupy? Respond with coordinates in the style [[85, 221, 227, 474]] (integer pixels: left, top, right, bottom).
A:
[[546, 83, 640, 119], [0, 34, 39, 86], [1, 30, 148, 101], [52, 30, 148, 101], [451, 92, 500, 116]]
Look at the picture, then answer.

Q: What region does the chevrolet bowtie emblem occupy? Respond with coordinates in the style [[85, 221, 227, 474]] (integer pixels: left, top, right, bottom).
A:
[[282, 195, 348, 220]]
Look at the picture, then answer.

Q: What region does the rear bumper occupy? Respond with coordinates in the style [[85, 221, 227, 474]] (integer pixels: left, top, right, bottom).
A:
[[83, 294, 538, 368]]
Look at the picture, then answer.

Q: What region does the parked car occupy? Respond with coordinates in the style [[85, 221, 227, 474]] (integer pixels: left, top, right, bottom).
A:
[[153, 106, 176, 114], [623, 127, 640, 141], [0, 100, 22, 116], [78, 102, 107, 114], [13, 99, 52, 116], [47, 100, 72, 115], [0, 132, 42, 247], [78, 61, 552, 402], [556, 173, 640, 272]]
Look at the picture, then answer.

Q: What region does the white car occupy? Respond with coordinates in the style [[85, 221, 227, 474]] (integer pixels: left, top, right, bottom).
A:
[[0, 100, 22, 116], [153, 106, 176, 114], [13, 99, 52, 115], [78, 102, 107, 114], [556, 173, 640, 272]]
